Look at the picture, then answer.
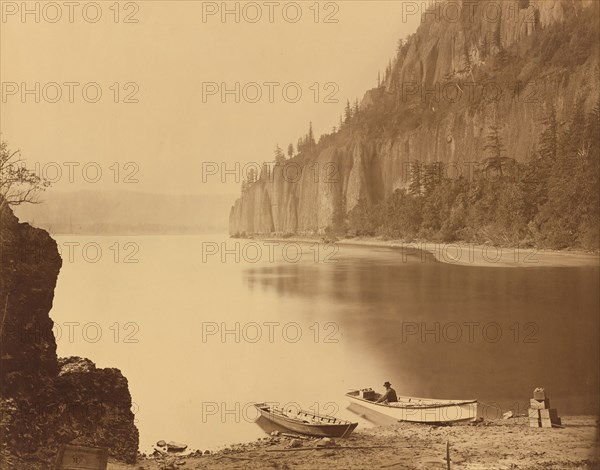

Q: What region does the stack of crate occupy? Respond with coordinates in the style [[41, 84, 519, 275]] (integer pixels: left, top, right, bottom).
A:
[[528, 388, 561, 428], [359, 388, 376, 400]]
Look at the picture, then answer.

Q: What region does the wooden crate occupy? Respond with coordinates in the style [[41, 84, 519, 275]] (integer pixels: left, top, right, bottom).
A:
[[539, 408, 561, 428], [529, 398, 550, 409], [360, 389, 376, 400], [54, 445, 108, 470], [541, 417, 562, 428], [539, 408, 559, 420], [528, 408, 541, 427], [529, 417, 541, 428]]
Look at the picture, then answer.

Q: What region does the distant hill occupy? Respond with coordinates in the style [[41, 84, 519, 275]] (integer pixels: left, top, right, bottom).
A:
[[15, 190, 235, 235]]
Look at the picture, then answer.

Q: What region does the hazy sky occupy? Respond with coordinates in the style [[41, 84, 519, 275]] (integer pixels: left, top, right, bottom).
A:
[[1, 1, 421, 196]]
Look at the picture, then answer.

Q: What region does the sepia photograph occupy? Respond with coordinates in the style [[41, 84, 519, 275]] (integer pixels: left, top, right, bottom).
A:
[[1, 1, 599, 469]]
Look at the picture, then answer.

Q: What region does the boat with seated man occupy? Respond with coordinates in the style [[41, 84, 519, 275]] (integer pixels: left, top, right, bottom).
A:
[[346, 388, 478, 423]]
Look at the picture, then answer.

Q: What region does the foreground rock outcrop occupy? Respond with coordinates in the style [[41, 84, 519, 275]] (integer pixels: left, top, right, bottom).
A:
[[0, 199, 62, 384], [0, 201, 139, 466], [230, 0, 600, 236]]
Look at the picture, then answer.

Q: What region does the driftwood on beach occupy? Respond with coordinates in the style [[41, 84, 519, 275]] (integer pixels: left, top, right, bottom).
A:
[[266, 445, 394, 452]]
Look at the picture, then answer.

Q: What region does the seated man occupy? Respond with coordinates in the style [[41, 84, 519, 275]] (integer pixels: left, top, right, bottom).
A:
[[376, 381, 398, 403]]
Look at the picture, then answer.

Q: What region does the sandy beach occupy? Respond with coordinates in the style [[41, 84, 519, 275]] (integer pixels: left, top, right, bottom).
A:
[[108, 416, 599, 470], [256, 236, 600, 269]]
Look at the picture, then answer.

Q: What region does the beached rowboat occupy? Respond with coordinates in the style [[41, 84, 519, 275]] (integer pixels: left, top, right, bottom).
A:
[[346, 388, 478, 423], [253, 403, 358, 438]]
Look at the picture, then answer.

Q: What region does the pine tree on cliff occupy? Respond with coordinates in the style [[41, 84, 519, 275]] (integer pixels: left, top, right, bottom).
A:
[[483, 125, 507, 177], [247, 167, 257, 184], [274, 144, 285, 164], [408, 161, 423, 197], [385, 59, 392, 81], [559, 95, 587, 163], [422, 162, 444, 197], [539, 106, 558, 164], [344, 100, 352, 123], [529, 105, 558, 208], [296, 123, 316, 154], [536, 96, 591, 248], [308, 122, 315, 149], [567, 96, 597, 215], [538, 106, 558, 186], [396, 38, 403, 57]]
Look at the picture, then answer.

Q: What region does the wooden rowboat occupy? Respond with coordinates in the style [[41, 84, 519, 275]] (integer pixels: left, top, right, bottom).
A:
[[346, 388, 477, 423], [253, 403, 358, 438]]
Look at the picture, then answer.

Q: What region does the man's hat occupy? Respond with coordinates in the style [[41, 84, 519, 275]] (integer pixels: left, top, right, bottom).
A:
[[383, 381, 392, 387]]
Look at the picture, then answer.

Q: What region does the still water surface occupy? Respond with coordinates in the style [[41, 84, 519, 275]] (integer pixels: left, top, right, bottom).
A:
[[51, 235, 600, 451]]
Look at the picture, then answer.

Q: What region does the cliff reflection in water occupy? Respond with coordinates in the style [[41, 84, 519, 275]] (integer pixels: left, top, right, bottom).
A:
[[243, 246, 600, 416]]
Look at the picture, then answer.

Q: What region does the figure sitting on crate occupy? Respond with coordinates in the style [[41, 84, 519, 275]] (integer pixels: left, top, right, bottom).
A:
[[376, 381, 398, 403]]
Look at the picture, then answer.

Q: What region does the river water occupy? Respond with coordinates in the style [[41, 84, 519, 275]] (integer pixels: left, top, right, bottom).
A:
[[50, 235, 600, 451]]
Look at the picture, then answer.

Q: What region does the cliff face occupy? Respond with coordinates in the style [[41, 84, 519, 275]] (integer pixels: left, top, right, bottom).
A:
[[229, 0, 599, 235], [0, 201, 62, 381], [0, 202, 139, 465]]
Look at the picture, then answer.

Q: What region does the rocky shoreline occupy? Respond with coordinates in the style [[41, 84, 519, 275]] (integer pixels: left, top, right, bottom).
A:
[[3, 413, 598, 469], [106, 416, 599, 470], [254, 235, 600, 268]]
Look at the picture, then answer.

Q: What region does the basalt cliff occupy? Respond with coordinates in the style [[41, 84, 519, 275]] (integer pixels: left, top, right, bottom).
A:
[[229, 0, 599, 237], [0, 200, 139, 467]]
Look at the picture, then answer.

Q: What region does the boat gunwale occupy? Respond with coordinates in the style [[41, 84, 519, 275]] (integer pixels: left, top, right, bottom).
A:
[[254, 403, 356, 427], [345, 391, 477, 410]]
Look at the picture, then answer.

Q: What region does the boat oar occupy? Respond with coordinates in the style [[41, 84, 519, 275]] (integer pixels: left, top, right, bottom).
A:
[[266, 445, 393, 453], [215, 455, 254, 461], [281, 433, 310, 440]]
